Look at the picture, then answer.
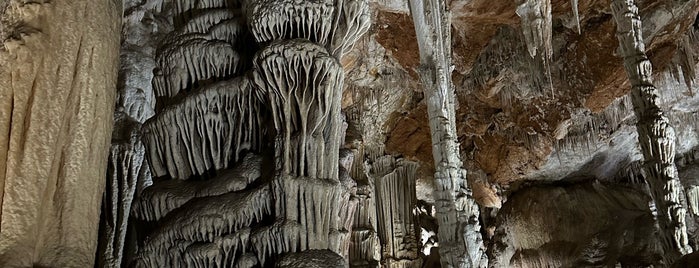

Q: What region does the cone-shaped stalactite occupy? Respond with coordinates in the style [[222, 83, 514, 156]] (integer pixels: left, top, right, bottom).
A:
[[408, 0, 488, 267], [611, 0, 693, 260], [515, 0, 552, 63]]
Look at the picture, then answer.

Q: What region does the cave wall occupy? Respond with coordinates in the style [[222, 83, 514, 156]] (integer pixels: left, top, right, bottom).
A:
[[1, 0, 699, 267], [0, 0, 122, 267]]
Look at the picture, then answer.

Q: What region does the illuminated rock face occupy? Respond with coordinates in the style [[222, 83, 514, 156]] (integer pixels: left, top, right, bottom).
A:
[[0, 0, 121, 267], [101, 0, 370, 267], [5, 0, 699, 267]]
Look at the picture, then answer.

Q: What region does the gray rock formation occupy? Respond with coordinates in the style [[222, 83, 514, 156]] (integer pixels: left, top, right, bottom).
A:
[[409, 0, 487, 267], [611, 0, 693, 260], [4, 0, 699, 267]]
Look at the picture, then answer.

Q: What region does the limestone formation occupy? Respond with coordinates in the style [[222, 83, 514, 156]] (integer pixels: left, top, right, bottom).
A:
[[515, 0, 552, 63], [153, 36, 243, 97], [252, 39, 343, 179], [244, 0, 369, 57], [97, 112, 150, 268], [128, 0, 370, 266], [489, 182, 660, 267], [409, 0, 487, 267], [132, 154, 263, 222], [144, 78, 264, 179], [250, 38, 351, 263], [245, 0, 336, 45], [372, 156, 421, 268], [0, 0, 121, 267], [611, 0, 693, 259], [4, 0, 699, 267], [348, 147, 382, 268]]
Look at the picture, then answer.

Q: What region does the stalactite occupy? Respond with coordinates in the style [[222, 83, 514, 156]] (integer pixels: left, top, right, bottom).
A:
[[670, 34, 696, 94], [372, 158, 421, 268], [571, 0, 581, 34], [515, 0, 554, 96], [408, 0, 488, 267], [134, 184, 272, 267], [463, 26, 548, 107], [144, 77, 265, 179], [96, 1, 167, 265], [133, 154, 262, 221], [245, 0, 336, 45], [276, 250, 349, 267], [686, 186, 699, 216], [97, 112, 149, 268], [152, 36, 242, 97], [250, 221, 302, 266], [516, 0, 553, 63], [171, 0, 237, 17], [611, 0, 693, 258], [252, 39, 343, 180], [330, 0, 371, 57], [180, 8, 238, 34], [349, 146, 382, 268]]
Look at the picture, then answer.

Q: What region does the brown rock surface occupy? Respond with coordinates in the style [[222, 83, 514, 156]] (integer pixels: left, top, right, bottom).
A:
[[369, 0, 699, 200], [0, 1, 121, 266]]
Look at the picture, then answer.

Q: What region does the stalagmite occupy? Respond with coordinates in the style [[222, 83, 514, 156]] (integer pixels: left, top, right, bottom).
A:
[[338, 148, 360, 259], [611, 0, 693, 259], [408, 0, 488, 267], [349, 147, 382, 268], [372, 156, 421, 268], [143, 77, 265, 179]]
